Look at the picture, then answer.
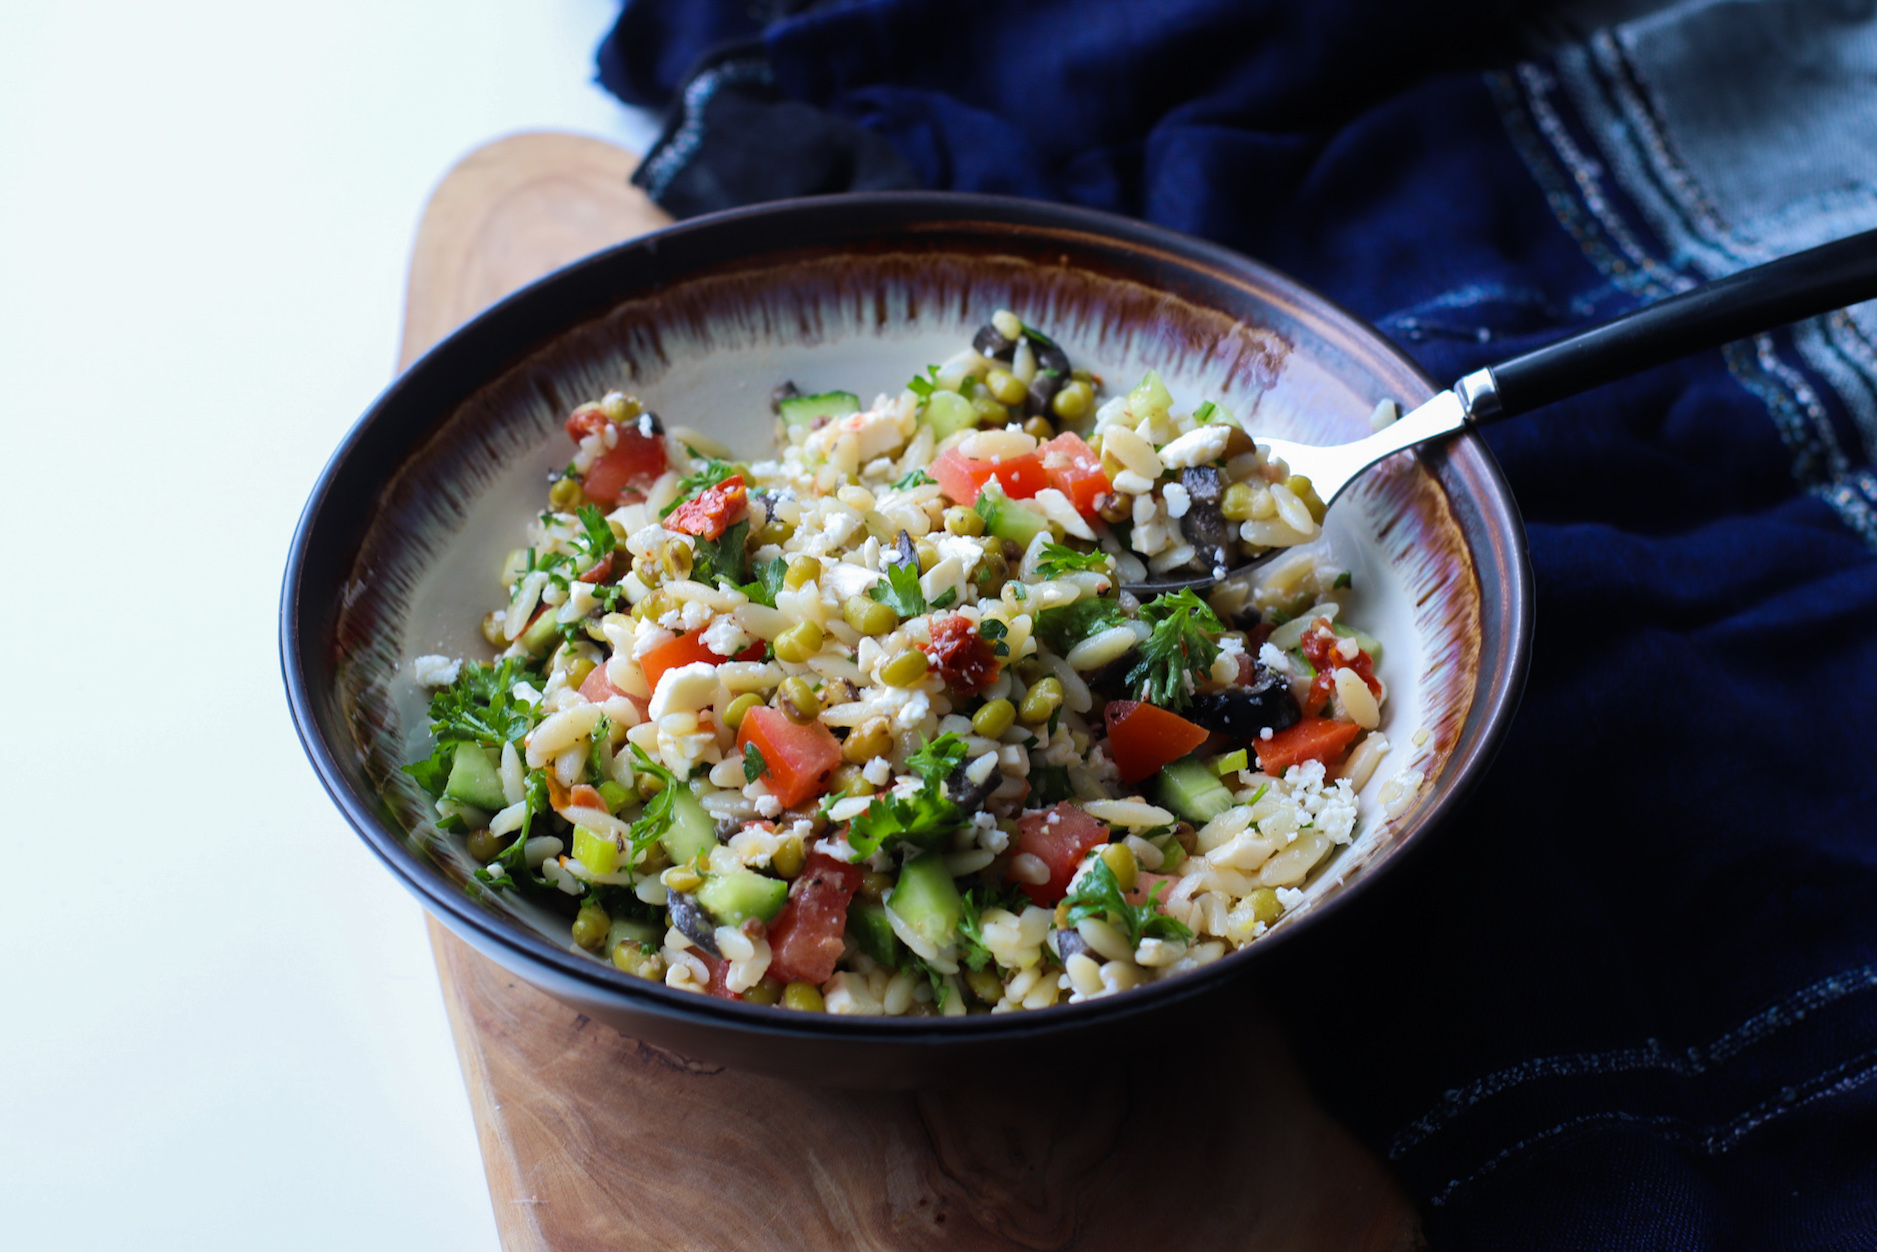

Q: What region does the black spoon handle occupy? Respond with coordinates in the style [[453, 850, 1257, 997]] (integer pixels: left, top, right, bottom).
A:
[[1478, 227, 1877, 422]]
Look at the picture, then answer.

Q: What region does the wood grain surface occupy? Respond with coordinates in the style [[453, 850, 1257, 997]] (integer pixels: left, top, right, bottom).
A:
[[399, 130, 1423, 1252]]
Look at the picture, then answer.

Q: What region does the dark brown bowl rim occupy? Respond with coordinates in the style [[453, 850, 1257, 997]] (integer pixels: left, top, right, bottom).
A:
[[281, 190, 1532, 1047]]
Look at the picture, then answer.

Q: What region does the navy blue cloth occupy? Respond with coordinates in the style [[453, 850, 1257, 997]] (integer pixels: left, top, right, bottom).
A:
[[600, 3, 1877, 1245]]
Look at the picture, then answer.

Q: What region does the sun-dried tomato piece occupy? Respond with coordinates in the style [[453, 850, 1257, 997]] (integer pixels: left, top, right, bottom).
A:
[[665, 475, 748, 540], [921, 613, 1001, 695]]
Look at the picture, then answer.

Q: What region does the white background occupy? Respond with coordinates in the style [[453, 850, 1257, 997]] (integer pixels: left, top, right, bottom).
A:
[[0, 4, 658, 1247]]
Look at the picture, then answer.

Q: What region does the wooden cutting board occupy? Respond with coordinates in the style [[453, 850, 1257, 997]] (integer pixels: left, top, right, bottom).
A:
[[400, 130, 1423, 1252]]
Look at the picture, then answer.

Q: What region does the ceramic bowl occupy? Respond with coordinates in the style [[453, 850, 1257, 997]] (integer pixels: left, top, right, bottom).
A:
[[282, 193, 1531, 1087]]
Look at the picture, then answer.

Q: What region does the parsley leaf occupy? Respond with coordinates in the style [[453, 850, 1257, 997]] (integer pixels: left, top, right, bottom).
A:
[[906, 731, 969, 784], [909, 955, 954, 1008], [846, 733, 968, 857], [404, 657, 544, 796], [892, 467, 936, 490], [475, 768, 552, 889], [1029, 765, 1075, 805], [623, 746, 682, 863], [586, 714, 612, 785], [1125, 588, 1223, 710], [660, 448, 741, 518], [870, 559, 926, 618], [1192, 400, 1218, 425], [1032, 542, 1110, 579], [906, 365, 942, 400], [930, 587, 957, 610], [574, 504, 616, 563], [739, 555, 787, 608], [1061, 853, 1194, 947], [1031, 598, 1129, 654], [847, 787, 959, 858], [743, 742, 766, 785], [978, 617, 1009, 657], [1332, 570, 1353, 590], [690, 519, 749, 588]]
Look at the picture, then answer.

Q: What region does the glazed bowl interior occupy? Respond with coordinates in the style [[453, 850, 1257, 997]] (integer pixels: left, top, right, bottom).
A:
[[284, 193, 1530, 1083]]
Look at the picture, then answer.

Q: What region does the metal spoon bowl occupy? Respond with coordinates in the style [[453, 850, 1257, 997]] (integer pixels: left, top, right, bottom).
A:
[[1124, 225, 1877, 599]]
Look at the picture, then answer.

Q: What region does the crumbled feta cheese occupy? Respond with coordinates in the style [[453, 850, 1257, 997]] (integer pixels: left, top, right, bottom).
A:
[[1275, 886, 1306, 911], [627, 523, 673, 558], [1162, 482, 1192, 519], [820, 559, 881, 600], [632, 624, 676, 661], [891, 689, 931, 729], [648, 662, 721, 719], [701, 615, 750, 659], [1157, 423, 1232, 470], [413, 655, 462, 687], [934, 533, 985, 578]]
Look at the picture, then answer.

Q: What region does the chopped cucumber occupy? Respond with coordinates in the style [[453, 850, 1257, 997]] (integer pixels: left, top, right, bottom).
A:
[[847, 900, 906, 968], [1209, 749, 1248, 776], [1158, 755, 1237, 825], [572, 826, 618, 877], [444, 743, 508, 812], [1128, 369, 1172, 425], [1330, 622, 1384, 663], [659, 784, 718, 867], [973, 480, 1051, 549], [778, 390, 860, 432], [695, 870, 790, 928], [518, 608, 561, 657], [921, 390, 978, 439], [885, 854, 962, 951]]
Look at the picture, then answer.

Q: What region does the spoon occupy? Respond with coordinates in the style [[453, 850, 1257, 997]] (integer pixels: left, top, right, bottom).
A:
[[1123, 226, 1877, 599]]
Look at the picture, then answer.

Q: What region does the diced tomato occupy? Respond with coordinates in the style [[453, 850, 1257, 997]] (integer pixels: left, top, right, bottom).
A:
[[921, 613, 1000, 695], [1039, 433, 1111, 517], [1255, 715, 1362, 776], [693, 949, 742, 1001], [665, 475, 748, 540], [766, 852, 866, 986], [564, 784, 606, 813], [736, 707, 842, 809], [931, 448, 1048, 506], [639, 628, 767, 694], [640, 630, 720, 692], [1104, 701, 1210, 784], [578, 664, 623, 704], [1012, 802, 1111, 906], [1298, 617, 1380, 714], [575, 552, 615, 584], [581, 425, 669, 506], [564, 404, 609, 444], [1299, 619, 1380, 693], [577, 665, 648, 729]]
